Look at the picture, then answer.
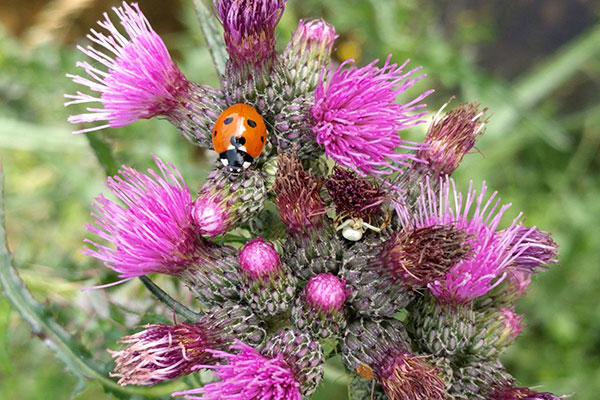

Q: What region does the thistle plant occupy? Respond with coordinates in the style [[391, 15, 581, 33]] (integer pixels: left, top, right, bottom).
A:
[[54, 1, 566, 398]]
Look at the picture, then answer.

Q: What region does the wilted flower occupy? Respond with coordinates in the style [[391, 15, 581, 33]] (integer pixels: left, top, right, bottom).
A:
[[415, 101, 488, 177], [312, 56, 433, 176], [506, 225, 559, 273]]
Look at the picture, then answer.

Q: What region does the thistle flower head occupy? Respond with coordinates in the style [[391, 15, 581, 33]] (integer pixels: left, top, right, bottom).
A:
[[383, 224, 473, 288], [214, 0, 286, 68], [416, 101, 488, 177], [274, 151, 326, 232], [65, 2, 190, 133], [506, 225, 559, 273], [238, 237, 282, 280], [398, 177, 532, 303], [311, 56, 433, 176], [83, 154, 195, 278], [377, 353, 447, 400], [172, 340, 301, 400], [326, 166, 388, 220], [304, 273, 348, 312], [109, 323, 218, 386], [498, 307, 525, 340], [190, 194, 230, 237]]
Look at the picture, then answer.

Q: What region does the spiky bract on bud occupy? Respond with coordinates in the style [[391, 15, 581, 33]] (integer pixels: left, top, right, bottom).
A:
[[415, 101, 488, 177], [263, 328, 325, 397], [409, 294, 477, 359], [382, 224, 473, 288], [83, 154, 194, 279], [291, 273, 349, 339], [238, 237, 297, 317], [311, 56, 432, 176], [172, 340, 301, 400], [398, 177, 534, 304]]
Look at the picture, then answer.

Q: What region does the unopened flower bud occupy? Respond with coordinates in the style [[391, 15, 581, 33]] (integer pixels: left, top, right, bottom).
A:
[[292, 273, 349, 339]]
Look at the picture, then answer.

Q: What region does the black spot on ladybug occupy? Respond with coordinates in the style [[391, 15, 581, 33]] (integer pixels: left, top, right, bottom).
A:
[[213, 130, 217, 137], [247, 119, 257, 128], [261, 136, 265, 143], [224, 117, 234, 125], [239, 137, 246, 145]]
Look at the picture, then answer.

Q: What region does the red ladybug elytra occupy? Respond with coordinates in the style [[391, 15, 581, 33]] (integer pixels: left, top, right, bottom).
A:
[[212, 103, 267, 173]]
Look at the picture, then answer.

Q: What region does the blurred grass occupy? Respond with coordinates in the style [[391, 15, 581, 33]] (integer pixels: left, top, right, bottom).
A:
[[0, 0, 599, 398]]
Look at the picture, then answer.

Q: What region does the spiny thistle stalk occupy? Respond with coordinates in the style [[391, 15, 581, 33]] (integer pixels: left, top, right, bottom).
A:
[[67, 1, 565, 398]]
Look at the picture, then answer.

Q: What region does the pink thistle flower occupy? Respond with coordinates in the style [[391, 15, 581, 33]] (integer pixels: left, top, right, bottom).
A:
[[489, 384, 569, 400], [311, 56, 433, 176], [108, 323, 218, 386], [65, 2, 191, 133], [83, 154, 194, 278], [505, 225, 559, 273], [398, 177, 533, 304], [304, 273, 348, 312], [214, 0, 286, 68], [238, 237, 282, 281], [190, 195, 230, 237], [171, 341, 301, 400]]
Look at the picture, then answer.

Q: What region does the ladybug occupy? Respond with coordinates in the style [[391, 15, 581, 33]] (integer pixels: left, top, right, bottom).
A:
[[212, 103, 267, 173]]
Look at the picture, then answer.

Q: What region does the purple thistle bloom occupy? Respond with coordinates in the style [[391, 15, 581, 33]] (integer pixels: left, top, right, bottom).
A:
[[83, 154, 194, 278], [311, 56, 433, 176], [109, 323, 218, 386], [304, 273, 348, 312], [238, 237, 282, 280], [398, 177, 533, 304], [290, 19, 338, 60], [489, 384, 569, 400], [65, 2, 190, 133], [171, 341, 301, 400], [214, 0, 286, 68]]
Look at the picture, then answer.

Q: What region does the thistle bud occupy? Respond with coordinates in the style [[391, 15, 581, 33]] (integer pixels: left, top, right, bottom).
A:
[[263, 328, 325, 397], [449, 361, 514, 400], [489, 384, 568, 400], [238, 237, 297, 317], [409, 294, 477, 359], [469, 307, 524, 359], [291, 273, 349, 339], [341, 242, 414, 318], [196, 165, 267, 233]]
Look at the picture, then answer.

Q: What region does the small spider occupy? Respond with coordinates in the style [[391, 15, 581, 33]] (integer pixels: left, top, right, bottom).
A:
[[334, 211, 390, 241]]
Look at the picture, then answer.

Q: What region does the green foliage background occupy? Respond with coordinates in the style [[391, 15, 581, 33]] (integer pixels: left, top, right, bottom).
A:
[[0, 0, 599, 398]]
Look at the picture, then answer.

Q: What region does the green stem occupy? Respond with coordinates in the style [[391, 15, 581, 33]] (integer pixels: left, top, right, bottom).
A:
[[192, 0, 228, 76], [139, 276, 203, 321], [0, 166, 185, 397]]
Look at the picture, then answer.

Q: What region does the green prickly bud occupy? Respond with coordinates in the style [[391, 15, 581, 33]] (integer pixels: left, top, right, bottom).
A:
[[272, 97, 323, 160], [263, 328, 325, 397], [468, 307, 524, 360], [177, 241, 241, 306], [284, 224, 343, 280], [449, 361, 514, 400], [341, 242, 414, 318], [409, 294, 477, 359], [202, 301, 267, 347], [238, 237, 297, 318], [164, 82, 227, 148]]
